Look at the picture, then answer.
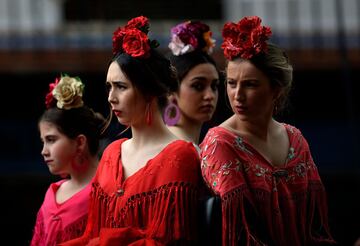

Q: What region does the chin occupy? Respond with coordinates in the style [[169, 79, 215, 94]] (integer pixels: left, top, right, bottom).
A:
[[200, 114, 213, 122], [48, 169, 59, 175], [117, 118, 130, 126], [193, 118, 210, 125]]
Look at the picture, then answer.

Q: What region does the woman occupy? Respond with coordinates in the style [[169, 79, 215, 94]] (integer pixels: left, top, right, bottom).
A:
[[62, 16, 201, 245], [200, 16, 335, 245], [31, 75, 105, 245], [166, 20, 219, 144]]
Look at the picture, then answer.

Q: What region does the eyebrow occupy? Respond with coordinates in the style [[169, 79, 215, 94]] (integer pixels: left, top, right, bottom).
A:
[[40, 134, 56, 140], [106, 80, 127, 85], [190, 76, 210, 82]]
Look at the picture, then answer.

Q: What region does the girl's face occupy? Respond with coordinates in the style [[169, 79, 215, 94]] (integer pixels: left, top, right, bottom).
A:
[[226, 59, 278, 122], [106, 61, 147, 126], [176, 63, 219, 124], [39, 121, 77, 176]]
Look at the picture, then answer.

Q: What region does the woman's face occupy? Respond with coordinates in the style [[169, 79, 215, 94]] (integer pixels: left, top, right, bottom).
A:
[[39, 121, 77, 176], [176, 63, 219, 124], [106, 61, 147, 126], [226, 59, 278, 122]]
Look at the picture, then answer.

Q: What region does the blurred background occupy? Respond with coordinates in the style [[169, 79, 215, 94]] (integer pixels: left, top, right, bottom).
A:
[[0, 0, 359, 245]]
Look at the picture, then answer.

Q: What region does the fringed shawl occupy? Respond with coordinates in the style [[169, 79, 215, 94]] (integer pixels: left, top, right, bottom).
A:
[[62, 139, 200, 246], [200, 125, 335, 246]]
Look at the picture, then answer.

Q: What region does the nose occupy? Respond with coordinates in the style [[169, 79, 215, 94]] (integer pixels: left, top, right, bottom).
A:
[[108, 88, 117, 104], [235, 85, 245, 102], [203, 86, 216, 101], [41, 144, 49, 157]]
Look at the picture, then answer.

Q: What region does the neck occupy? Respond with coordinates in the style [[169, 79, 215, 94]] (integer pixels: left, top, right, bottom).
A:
[[170, 117, 202, 144], [69, 155, 98, 187], [231, 114, 275, 141], [130, 109, 175, 148]]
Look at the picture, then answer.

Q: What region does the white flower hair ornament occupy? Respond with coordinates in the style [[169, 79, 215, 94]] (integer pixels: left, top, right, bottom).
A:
[[45, 75, 85, 110]]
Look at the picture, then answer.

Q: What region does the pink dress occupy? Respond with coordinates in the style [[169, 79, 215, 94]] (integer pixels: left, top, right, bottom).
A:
[[30, 179, 91, 246]]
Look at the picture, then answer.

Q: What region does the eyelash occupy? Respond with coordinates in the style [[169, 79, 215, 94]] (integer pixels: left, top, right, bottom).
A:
[[227, 80, 258, 88], [211, 81, 220, 91], [227, 80, 236, 87], [191, 81, 219, 92], [191, 83, 204, 91], [43, 137, 56, 144], [106, 83, 127, 91]]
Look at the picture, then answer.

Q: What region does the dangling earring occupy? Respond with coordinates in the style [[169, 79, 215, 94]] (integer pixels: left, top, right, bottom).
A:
[[163, 102, 180, 126], [273, 100, 279, 115], [145, 103, 153, 126]]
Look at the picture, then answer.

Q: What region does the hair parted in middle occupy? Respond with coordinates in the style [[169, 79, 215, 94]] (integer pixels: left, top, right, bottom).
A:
[[41, 74, 105, 155], [221, 16, 293, 114]]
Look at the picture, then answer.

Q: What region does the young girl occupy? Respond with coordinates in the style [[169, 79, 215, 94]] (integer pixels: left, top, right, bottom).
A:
[[61, 16, 201, 245], [200, 16, 335, 245], [31, 75, 105, 246], [166, 20, 220, 144]]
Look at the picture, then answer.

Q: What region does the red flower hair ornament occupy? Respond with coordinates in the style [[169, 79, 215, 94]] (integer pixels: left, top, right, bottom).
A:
[[112, 16, 159, 59], [221, 16, 272, 60]]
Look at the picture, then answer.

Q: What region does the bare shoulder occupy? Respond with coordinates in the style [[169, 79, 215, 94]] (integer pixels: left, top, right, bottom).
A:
[[273, 120, 288, 136], [164, 139, 199, 157]]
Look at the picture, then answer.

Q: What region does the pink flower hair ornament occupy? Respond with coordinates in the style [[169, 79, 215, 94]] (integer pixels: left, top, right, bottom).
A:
[[221, 16, 272, 60], [168, 20, 216, 56], [112, 16, 159, 59]]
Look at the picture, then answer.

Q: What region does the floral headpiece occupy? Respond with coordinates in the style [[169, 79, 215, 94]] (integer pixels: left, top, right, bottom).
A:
[[221, 16, 272, 60], [112, 16, 159, 59], [168, 20, 216, 56], [45, 74, 84, 110]]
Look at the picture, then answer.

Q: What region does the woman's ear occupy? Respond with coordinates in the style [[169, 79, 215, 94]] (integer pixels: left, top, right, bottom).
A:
[[75, 134, 87, 152], [168, 93, 178, 104]]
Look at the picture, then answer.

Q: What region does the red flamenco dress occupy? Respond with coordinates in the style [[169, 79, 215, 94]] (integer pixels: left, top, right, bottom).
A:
[[61, 139, 201, 246], [200, 124, 336, 246]]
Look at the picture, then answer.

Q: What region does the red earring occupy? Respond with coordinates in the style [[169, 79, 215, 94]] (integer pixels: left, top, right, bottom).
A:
[[145, 103, 152, 125]]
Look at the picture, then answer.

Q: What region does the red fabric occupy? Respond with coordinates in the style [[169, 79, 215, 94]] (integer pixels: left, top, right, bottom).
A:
[[61, 139, 200, 246], [31, 179, 91, 246], [200, 124, 335, 246]]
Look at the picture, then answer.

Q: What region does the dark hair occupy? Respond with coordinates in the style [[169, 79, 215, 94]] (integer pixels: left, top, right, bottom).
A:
[[112, 49, 179, 108], [40, 106, 105, 156], [169, 51, 217, 85], [230, 43, 293, 113]]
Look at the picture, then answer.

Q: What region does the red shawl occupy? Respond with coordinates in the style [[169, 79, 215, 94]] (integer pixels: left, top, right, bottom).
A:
[[200, 125, 335, 246], [62, 139, 200, 246]]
